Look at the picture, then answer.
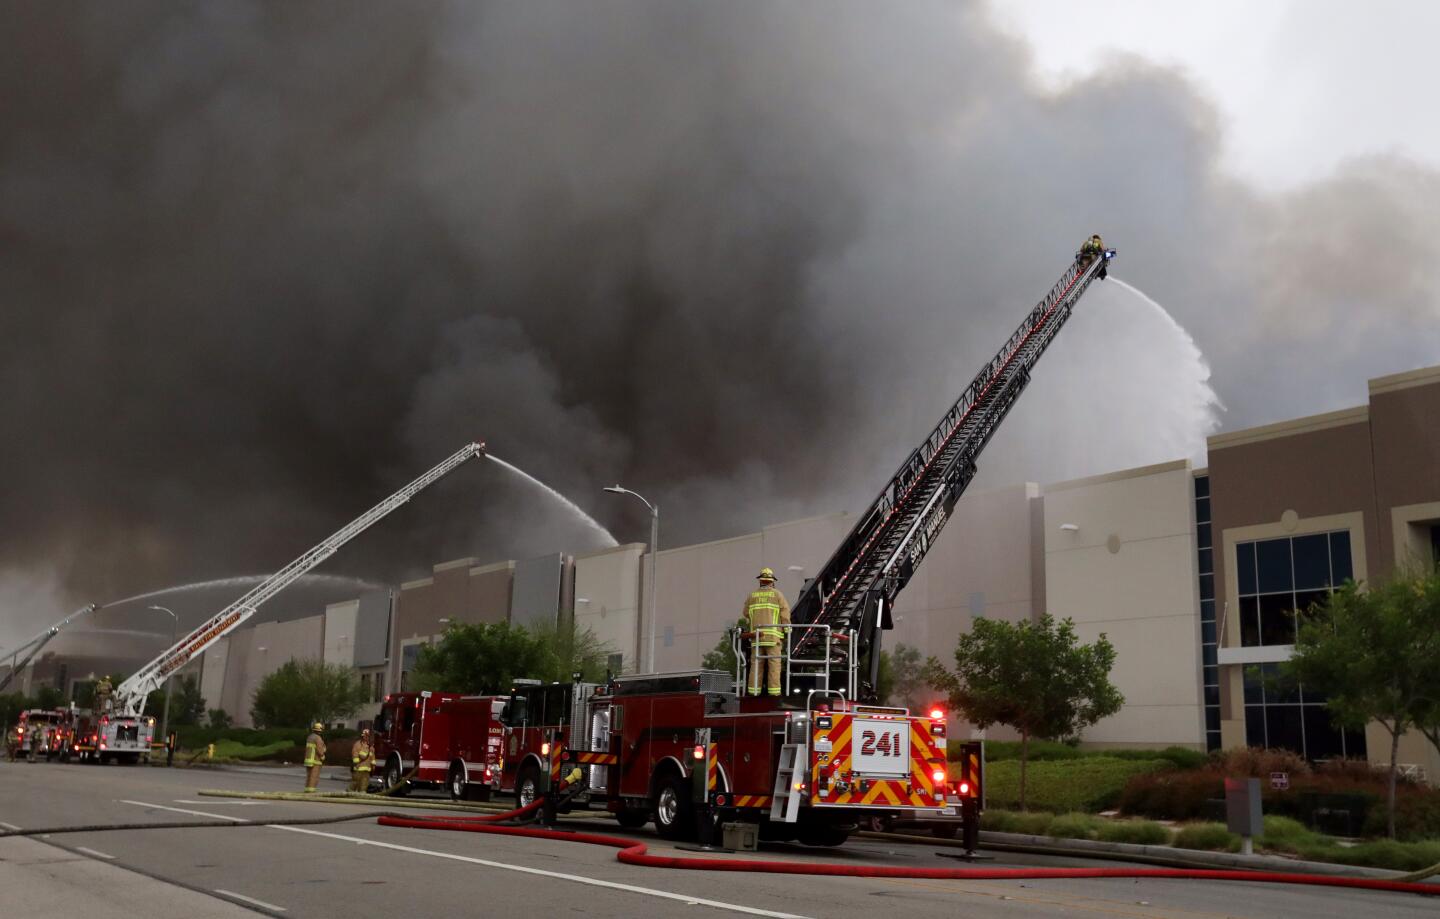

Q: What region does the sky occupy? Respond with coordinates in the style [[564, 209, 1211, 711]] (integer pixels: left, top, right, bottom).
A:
[[1, 1, 1437, 650], [992, 0, 1440, 189]]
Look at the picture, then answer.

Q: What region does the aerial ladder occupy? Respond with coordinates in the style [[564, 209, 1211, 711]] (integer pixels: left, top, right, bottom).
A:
[[109, 441, 489, 717], [790, 245, 1118, 699], [0, 604, 99, 693]]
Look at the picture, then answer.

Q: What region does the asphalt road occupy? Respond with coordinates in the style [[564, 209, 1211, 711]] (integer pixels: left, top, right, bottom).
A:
[[0, 759, 1433, 918]]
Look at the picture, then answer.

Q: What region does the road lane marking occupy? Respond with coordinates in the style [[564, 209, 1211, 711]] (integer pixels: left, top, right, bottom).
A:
[[174, 799, 271, 806], [276, 825, 812, 919], [215, 889, 287, 913], [0, 822, 20, 831], [119, 800, 808, 918], [75, 846, 116, 860]]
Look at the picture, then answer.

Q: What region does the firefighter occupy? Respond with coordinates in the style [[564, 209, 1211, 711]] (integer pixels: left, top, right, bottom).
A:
[[303, 722, 327, 793], [739, 567, 791, 697], [26, 723, 41, 763], [6, 726, 19, 762], [94, 675, 113, 714], [349, 728, 375, 792], [1078, 234, 1104, 262]]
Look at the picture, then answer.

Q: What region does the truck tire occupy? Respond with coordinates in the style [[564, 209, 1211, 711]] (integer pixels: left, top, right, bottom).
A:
[[383, 758, 409, 797], [799, 825, 850, 847], [615, 807, 649, 829], [515, 764, 542, 821], [448, 765, 468, 802], [652, 774, 694, 842]]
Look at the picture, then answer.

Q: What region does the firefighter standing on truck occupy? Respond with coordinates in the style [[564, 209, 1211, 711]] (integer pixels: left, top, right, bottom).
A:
[[349, 728, 375, 792], [94, 675, 113, 713], [303, 722, 327, 792], [740, 567, 791, 696]]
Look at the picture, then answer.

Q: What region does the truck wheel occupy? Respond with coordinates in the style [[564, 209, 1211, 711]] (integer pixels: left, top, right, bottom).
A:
[[383, 758, 409, 797], [652, 774, 694, 842], [799, 825, 850, 847], [615, 807, 649, 829], [515, 765, 542, 821], [448, 765, 468, 802]]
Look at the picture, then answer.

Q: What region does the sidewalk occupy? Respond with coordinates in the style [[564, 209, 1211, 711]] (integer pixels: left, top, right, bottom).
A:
[[0, 836, 258, 918]]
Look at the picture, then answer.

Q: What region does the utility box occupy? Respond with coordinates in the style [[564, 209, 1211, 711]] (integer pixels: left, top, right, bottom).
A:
[[1225, 777, 1263, 837], [722, 822, 759, 852]]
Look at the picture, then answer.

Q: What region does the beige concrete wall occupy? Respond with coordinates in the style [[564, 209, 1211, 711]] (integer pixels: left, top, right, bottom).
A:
[[1369, 368, 1440, 572], [1043, 460, 1205, 749], [198, 638, 229, 719], [389, 558, 514, 690], [573, 543, 645, 673], [223, 616, 324, 728], [322, 600, 359, 668]]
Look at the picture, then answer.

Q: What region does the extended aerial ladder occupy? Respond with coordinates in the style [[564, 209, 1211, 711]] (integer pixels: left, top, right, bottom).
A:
[[110, 441, 489, 716], [790, 246, 1118, 698], [0, 604, 99, 693]]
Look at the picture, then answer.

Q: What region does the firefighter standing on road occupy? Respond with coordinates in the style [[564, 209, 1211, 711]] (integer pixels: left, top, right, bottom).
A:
[[303, 722, 327, 793], [349, 728, 375, 792], [26, 723, 41, 763], [6, 725, 19, 761], [740, 567, 791, 697]]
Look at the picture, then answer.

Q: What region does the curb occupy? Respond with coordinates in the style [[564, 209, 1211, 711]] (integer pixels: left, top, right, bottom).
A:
[[973, 830, 1421, 881]]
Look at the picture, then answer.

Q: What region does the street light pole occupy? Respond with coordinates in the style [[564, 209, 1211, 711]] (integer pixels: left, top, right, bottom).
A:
[[147, 605, 179, 743], [604, 485, 659, 673]]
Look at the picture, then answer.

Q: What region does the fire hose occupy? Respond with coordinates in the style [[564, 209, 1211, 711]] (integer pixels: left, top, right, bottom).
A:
[[376, 809, 1440, 898]]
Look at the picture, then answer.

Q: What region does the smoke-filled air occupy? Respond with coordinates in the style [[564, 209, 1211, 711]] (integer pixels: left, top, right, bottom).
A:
[[3, 1, 1438, 645]]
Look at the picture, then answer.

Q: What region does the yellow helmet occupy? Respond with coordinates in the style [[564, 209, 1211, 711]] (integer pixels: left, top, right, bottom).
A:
[[757, 567, 776, 581], [312, 722, 325, 732]]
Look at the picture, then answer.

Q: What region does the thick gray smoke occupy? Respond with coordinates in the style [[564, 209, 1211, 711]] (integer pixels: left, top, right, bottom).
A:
[[3, 1, 1437, 647]]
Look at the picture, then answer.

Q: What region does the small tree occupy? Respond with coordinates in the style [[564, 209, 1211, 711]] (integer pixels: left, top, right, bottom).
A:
[[927, 615, 1123, 810], [207, 708, 234, 730], [145, 675, 207, 726], [531, 620, 614, 684], [410, 622, 549, 695], [701, 633, 738, 674], [251, 660, 368, 728], [882, 643, 934, 711], [1287, 573, 1440, 839]]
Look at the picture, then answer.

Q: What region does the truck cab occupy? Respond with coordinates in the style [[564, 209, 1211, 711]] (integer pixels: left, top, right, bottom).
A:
[[497, 678, 602, 808]]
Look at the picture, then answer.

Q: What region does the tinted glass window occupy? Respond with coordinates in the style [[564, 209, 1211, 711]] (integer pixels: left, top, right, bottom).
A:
[[1199, 573, 1214, 601], [1204, 685, 1220, 707], [1240, 596, 1261, 647], [1259, 593, 1298, 646], [1245, 708, 1266, 747], [1195, 497, 1211, 523], [1330, 531, 1353, 584], [1293, 589, 1330, 621], [1194, 476, 1210, 498], [1266, 705, 1304, 753], [1205, 709, 1221, 732], [1292, 534, 1331, 589], [1200, 599, 1215, 622], [1202, 644, 1217, 667], [1201, 620, 1217, 645], [1197, 522, 1211, 548], [1197, 548, 1213, 575], [1256, 540, 1293, 594], [1344, 728, 1368, 759], [1302, 707, 1344, 761], [1243, 665, 1263, 704], [1263, 663, 1300, 703], [1236, 543, 1257, 595]]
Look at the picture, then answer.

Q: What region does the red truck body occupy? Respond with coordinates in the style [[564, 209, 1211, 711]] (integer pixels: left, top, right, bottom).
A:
[[372, 692, 506, 799]]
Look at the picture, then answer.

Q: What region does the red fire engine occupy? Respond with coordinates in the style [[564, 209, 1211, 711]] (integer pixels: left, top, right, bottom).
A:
[[13, 709, 67, 761], [372, 691, 506, 799]]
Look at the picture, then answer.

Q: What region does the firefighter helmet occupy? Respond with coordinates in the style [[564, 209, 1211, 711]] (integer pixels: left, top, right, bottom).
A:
[[312, 722, 325, 732], [757, 567, 776, 581]]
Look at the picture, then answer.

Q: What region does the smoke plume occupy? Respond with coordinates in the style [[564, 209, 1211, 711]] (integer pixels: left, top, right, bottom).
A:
[[2, 1, 1437, 645]]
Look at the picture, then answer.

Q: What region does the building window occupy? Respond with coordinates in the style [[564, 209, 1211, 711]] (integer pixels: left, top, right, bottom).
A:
[[1243, 663, 1366, 761], [372, 672, 384, 703], [1194, 475, 1220, 752], [360, 673, 371, 700], [1235, 530, 1352, 648]]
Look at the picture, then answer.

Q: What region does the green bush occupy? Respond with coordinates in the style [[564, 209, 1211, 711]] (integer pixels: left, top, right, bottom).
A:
[[1173, 822, 1241, 852], [1105, 746, 1209, 770], [975, 757, 1171, 813], [951, 741, 1206, 771], [1322, 839, 1440, 872], [981, 809, 1054, 835], [1118, 769, 1225, 820], [1048, 813, 1102, 840], [1096, 820, 1172, 845]]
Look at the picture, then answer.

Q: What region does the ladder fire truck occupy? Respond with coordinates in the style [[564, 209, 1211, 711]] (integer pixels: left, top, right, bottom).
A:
[[549, 245, 1117, 845], [68, 442, 492, 763]]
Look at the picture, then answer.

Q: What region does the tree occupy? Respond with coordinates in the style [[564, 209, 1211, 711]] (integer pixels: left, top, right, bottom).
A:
[[409, 619, 613, 695], [145, 674, 207, 727], [927, 614, 1123, 810], [1286, 573, 1440, 838], [207, 708, 233, 730], [251, 660, 369, 728], [881, 643, 935, 711], [701, 633, 738, 675]]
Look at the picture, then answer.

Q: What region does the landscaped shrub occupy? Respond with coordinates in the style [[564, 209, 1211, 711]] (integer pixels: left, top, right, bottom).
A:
[[1096, 820, 1172, 845], [1322, 839, 1440, 872], [1213, 747, 1311, 780], [1117, 769, 1224, 820], [955, 739, 1082, 762], [1172, 822, 1240, 852], [981, 809, 1055, 835], [1105, 746, 1209, 770], [1047, 812, 1102, 840], [978, 757, 1171, 813]]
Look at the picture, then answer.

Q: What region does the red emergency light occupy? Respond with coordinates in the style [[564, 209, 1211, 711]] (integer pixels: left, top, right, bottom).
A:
[[958, 781, 970, 796], [691, 744, 705, 761], [929, 707, 944, 721], [932, 769, 946, 784]]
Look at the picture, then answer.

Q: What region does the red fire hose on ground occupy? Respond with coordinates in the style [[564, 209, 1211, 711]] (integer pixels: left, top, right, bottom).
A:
[[377, 809, 1440, 898]]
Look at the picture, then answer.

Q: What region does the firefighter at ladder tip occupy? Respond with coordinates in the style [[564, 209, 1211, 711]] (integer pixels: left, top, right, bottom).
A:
[[739, 567, 791, 696], [350, 728, 375, 792], [303, 722, 327, 792]]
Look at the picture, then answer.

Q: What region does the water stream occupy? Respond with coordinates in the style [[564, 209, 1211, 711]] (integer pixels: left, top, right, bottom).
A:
[[486, 454, 619, 547], [102, 573, 386, 609]]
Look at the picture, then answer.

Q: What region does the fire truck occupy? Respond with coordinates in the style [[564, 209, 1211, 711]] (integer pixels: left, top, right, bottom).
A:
[[547, 245, 1117, 844], [12, 709, 68, 761], [374, 679, 599, 807], [67, 709, 158, 764]]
